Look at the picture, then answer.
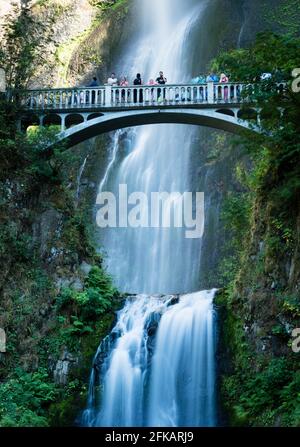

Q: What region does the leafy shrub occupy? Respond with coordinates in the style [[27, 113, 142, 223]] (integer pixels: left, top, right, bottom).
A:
[[55, 266, 118, 330], [0, 368, 58, 427], [224, 357, 300, 426], [55, 287, 74, 311], [281, 294, 300, 318]]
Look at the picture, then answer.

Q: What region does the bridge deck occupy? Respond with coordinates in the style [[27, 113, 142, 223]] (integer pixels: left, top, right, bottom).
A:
[[24, 102, 243, 115]]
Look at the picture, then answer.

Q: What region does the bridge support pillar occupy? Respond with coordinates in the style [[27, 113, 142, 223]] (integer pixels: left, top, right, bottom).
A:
[[207, 82, 214, 104], [105, 85, 112, 107], [61, 115, 66, 132]]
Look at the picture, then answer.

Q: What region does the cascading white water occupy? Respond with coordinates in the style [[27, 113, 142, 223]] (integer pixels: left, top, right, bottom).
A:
[[82, 290, 216, 427], [86, 295, 171, 427], [148, 290, 216, 427], [83, 0, 218, 427], [75, 155, 88, 205], [96, 0, 207, 294]]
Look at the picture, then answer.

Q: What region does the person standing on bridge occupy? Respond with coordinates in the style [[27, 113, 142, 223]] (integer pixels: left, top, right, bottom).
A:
[[220, 73, 229, 101], [120, 77, 129, 87], [156, 71, 167, 101], [133, 73, 143, 103], [156, 71, 167, 84], [206, 72, 215, 82], [107, 73, 119, 103], [120, 77, 129, 102], [88, 77, 99, 104], [89, 76, 99, 87], [107, 73, 118, 86]]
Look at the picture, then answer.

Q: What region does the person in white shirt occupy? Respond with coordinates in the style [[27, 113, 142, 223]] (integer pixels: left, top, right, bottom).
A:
[[107, 73, 118, 86]]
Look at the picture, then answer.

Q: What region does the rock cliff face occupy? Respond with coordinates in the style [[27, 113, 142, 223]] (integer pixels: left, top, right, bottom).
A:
[[32, 0, 96, 87], [0, 0, 131, 87]]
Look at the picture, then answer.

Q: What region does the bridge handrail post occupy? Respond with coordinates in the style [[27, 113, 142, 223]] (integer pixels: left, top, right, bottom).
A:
[[207, 81, 214, 104], [105, 85, 112, 107]]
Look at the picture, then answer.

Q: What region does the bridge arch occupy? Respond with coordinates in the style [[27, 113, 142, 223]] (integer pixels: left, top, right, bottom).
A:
[[56, 108, 259, 149], [65, 113, 85, 129], [216, 109, 235, 117], [87, 112, 104, 121], [43, 113, 61, 127], [21, 113, 40, 131]]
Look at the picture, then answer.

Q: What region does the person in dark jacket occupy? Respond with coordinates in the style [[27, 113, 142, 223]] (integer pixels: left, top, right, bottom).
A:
[[156, 71, 167, 100], [133, 73, 143, 103], [88, 77, 99, 104], [89, 76, 99, 87]]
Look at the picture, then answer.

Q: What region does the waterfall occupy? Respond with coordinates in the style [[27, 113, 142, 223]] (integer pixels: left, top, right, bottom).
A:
[[75, 155, 88, 205], [96, 0, 207, 295], [83, 0, 218, 427], [99, 130, 122, 193], [237, 21, 246, 48], [148, 291, 217, 427], [83, 291, 217, 427]]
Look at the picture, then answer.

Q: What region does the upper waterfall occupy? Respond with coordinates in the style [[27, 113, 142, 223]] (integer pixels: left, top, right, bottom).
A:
[[95, 0, 209, 294]]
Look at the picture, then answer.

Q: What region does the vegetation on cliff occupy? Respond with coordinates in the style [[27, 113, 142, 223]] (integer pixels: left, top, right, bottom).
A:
[[213, 31, 300, 426], [0, 3, 123, 427]]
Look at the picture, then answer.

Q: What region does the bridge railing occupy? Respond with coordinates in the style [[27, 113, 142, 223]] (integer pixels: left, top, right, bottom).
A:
[[18, 87, 106, 110], [18, 82, 247, 111], [110, 83, 245, 106]]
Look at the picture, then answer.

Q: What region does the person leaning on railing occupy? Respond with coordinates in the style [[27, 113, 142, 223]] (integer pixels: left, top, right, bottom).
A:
[[107, 73, 118, 86]]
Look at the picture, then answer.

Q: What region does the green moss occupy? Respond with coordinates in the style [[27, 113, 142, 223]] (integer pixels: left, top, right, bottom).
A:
[[90, 0, 129, 12], [54, 0, 130, 85], [212, 31, 300, 426]]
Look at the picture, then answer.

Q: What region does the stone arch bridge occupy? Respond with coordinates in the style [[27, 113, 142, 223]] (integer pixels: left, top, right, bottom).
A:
[[18, 82, 281, 148]]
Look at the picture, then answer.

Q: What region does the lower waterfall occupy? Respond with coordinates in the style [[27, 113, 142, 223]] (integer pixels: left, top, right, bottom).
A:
[[82, 290, 217, 427]]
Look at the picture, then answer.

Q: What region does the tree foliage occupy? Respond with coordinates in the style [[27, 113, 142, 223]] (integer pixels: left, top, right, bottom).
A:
[[212, 32, 300, 83], [214, 32, 300, 427], [0, 368, 58, 427], [0, 2, 64, 178], [213, 32, 300, 202], [0, 1, 54, 90]]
